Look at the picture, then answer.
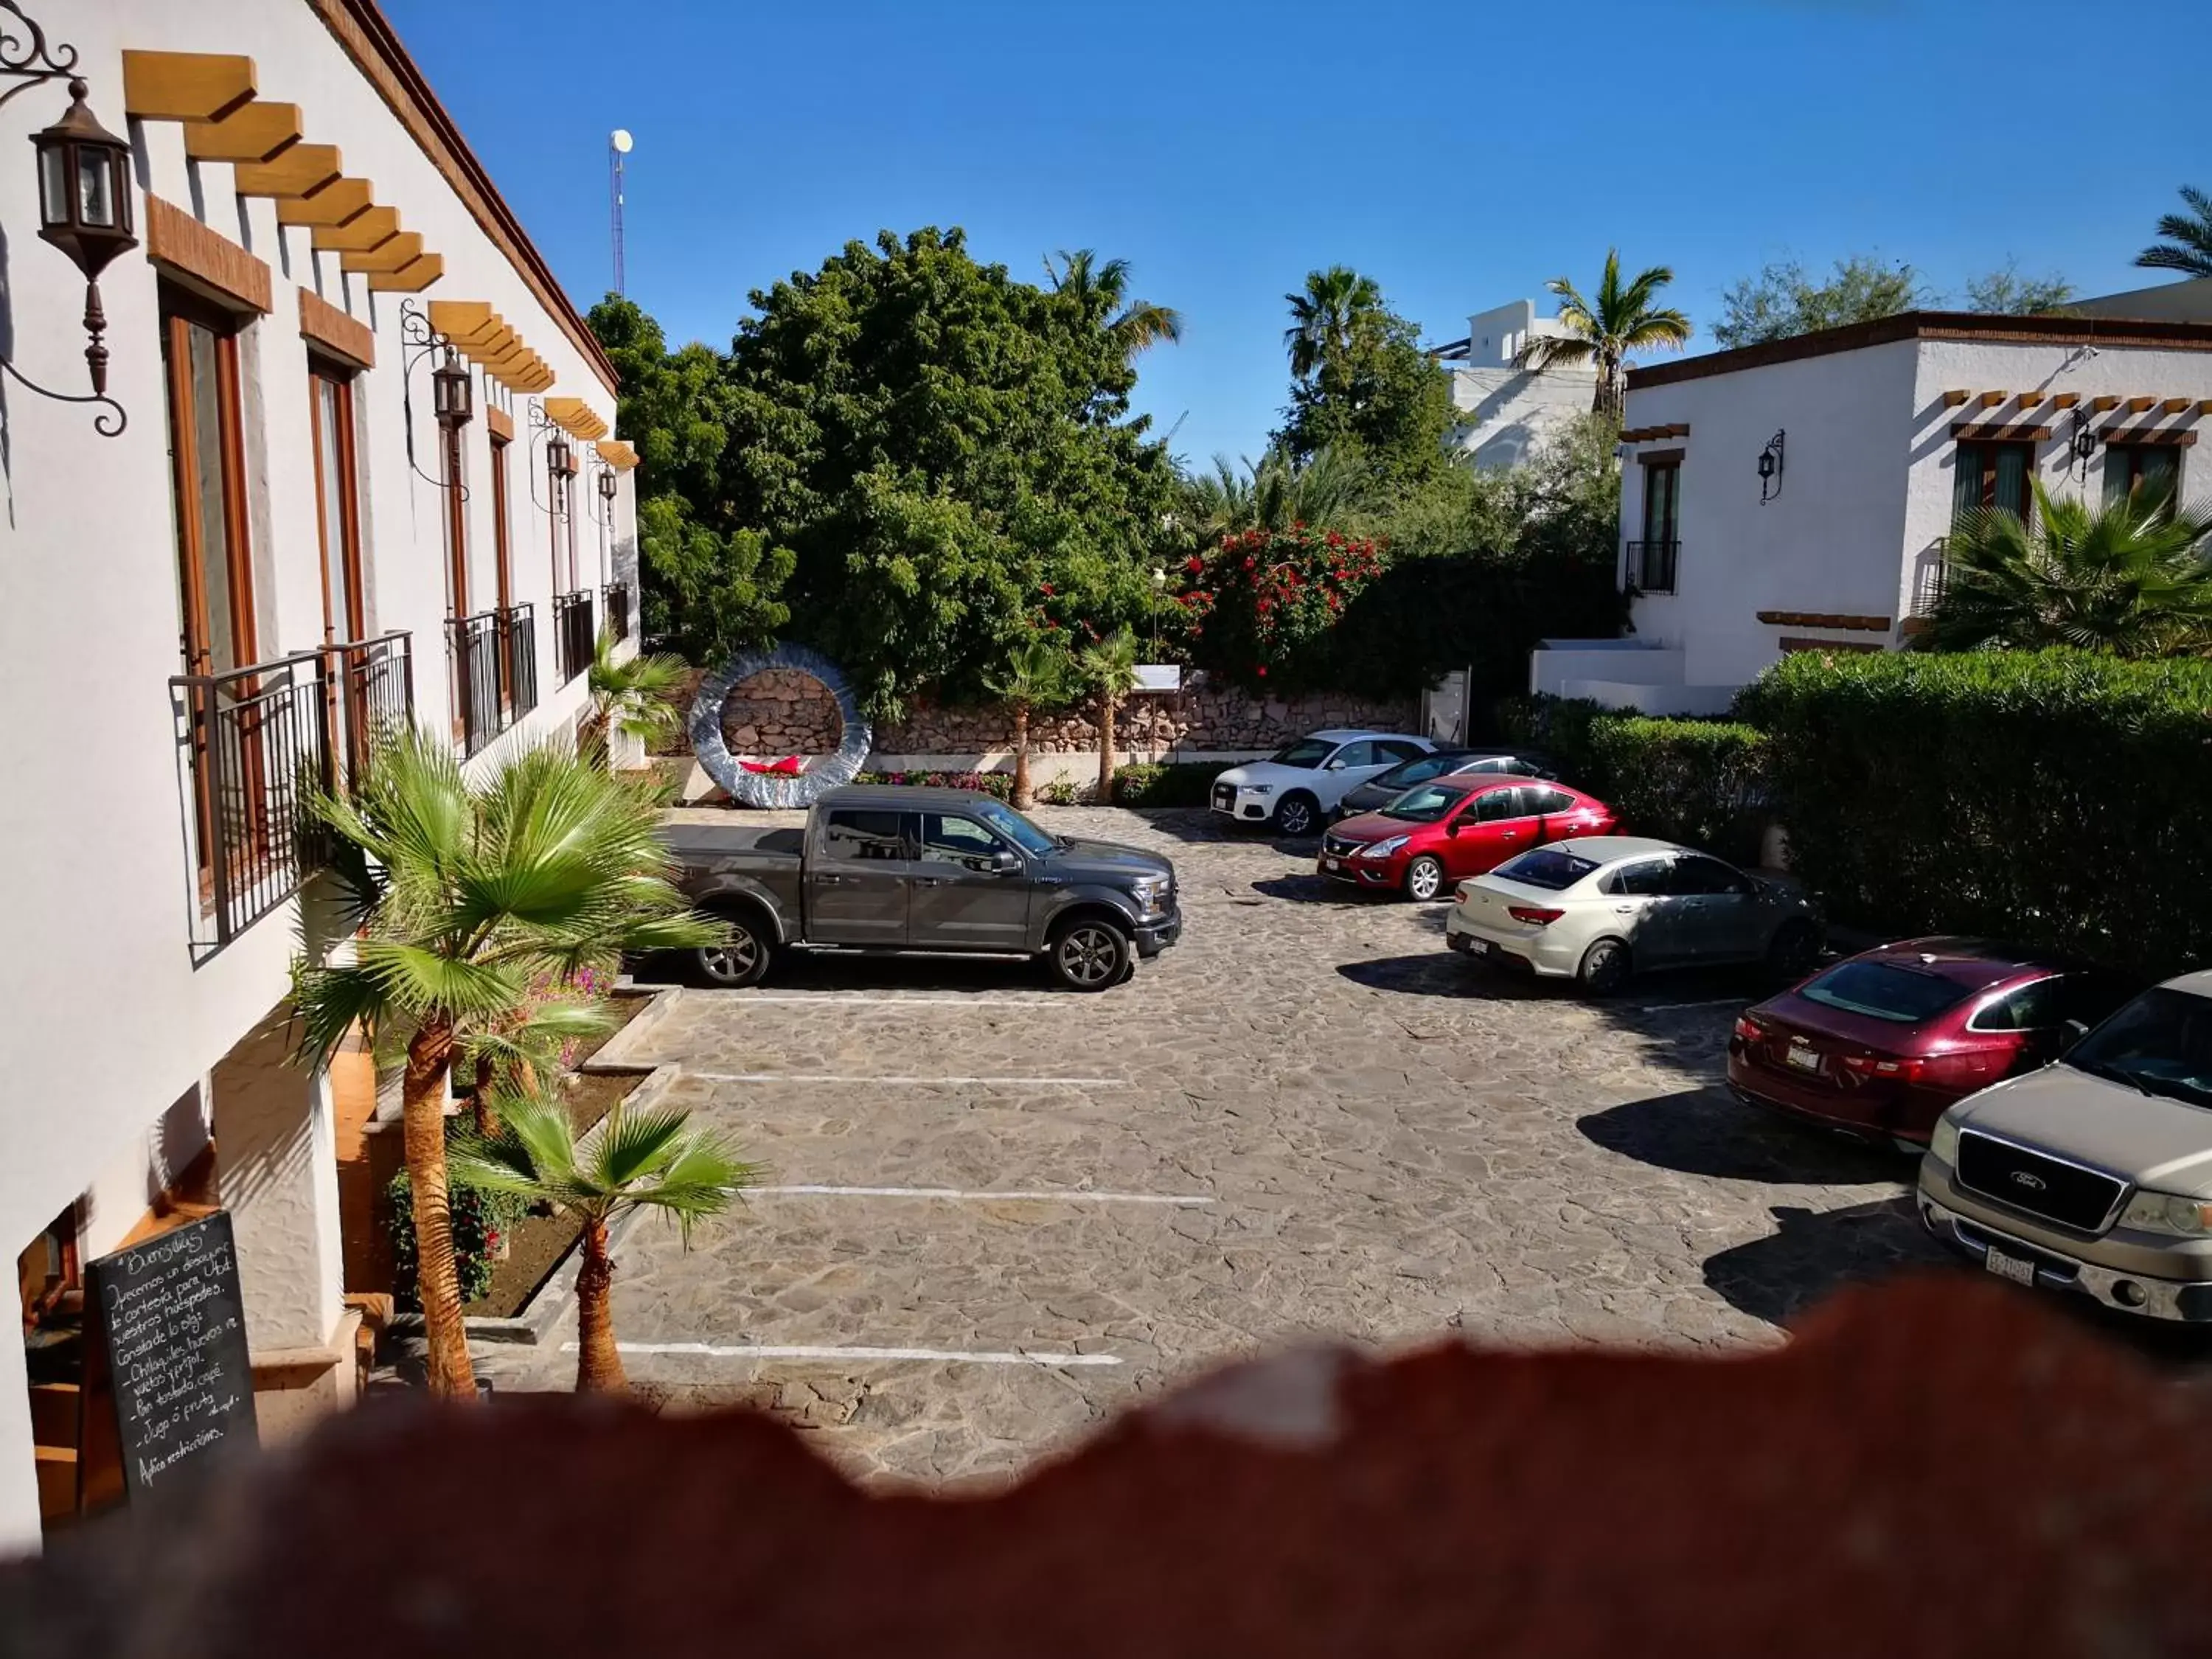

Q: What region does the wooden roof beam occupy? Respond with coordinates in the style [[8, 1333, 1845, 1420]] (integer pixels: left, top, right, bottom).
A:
[[276, 178, 374, 228], [311, 205, 400, 254], [182, 102, 302, 164], [339, 232, 424, 275], [234, 144, 342, 200], [368, 254, 445, 293], [122, 52, 257, 123]]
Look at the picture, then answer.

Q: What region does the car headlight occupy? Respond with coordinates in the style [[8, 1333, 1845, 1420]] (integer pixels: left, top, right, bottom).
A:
[[1244, 783, 1274, 796], [2120, 1189, 2212, 1237], [1358, 835, 1409, 858], [1928, 1116, 1960, 1166], [1131, 876, 1169, 913]]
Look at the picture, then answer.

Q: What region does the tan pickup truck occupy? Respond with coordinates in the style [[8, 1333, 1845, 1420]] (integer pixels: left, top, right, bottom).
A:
[[1919, 969, 2212, 1322]]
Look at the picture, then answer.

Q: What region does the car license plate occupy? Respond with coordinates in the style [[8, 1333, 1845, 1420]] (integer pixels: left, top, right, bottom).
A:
[[1785, 1038, 1822, 1073], [1323, 857, 1342, 872], [1984, 1246, 2038, 1288]]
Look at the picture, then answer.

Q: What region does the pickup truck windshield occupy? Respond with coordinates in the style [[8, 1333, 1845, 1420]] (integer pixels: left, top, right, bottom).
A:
[[972, 799, 1058, 856], [2068, 987, 2212, 1108]]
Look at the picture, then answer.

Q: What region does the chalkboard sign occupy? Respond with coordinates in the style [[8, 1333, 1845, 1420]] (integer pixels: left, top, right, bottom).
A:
[[86, 1210, 258, 1500]]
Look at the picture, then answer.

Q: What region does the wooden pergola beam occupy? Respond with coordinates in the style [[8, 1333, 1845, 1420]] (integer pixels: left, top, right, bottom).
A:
[[368, 255, 445, 293], [234, 145, 342, 200], [338, 232, 423, 275], [276, 178, 373, 228], [310, 205, 400, 254]]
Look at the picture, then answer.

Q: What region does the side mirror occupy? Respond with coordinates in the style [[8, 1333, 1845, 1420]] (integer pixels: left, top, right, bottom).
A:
[[1325, 758, 1347, 771], [991, 848, 1022, 876], [1444, 819, 1460, 838], [2060, 1018, 2090, 1051]]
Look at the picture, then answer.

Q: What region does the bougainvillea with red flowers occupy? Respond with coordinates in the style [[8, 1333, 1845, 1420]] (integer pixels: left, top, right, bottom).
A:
[[1173, 524, 1384, 691]]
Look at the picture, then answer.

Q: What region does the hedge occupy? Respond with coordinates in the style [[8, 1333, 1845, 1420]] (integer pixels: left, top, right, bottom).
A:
[[1736, 649, 2212, 978], [1109, 762, 1220, 808], [852, 769, 1013, 801], [1492, 695, 1767, 863]]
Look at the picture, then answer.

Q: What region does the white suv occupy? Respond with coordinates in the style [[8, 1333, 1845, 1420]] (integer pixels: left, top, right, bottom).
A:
[[1210, 731, 1439, 838]]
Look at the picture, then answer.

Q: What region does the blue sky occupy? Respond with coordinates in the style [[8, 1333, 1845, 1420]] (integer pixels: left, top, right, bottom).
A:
[[387, 0, 2204, 470]]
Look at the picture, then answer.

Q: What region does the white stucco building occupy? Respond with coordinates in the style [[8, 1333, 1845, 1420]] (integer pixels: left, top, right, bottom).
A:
[[0, 0, 639, 1548], [1532, 310, 2212, 712], [1434, 299, 1598, 469]]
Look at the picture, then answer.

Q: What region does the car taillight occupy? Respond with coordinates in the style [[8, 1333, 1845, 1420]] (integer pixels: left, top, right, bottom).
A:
[[1840, 1053, 1921, 1080], [1507, 905, 1564, 925], [1453, 882, 1472, 902], [1733, 1014, 1766, 1043]]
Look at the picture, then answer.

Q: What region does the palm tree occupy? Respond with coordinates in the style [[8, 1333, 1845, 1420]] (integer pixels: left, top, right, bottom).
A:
[[1517, 250, 1693, 423], [453, 1089, 754, 1394], [984, 636, 1074, 810], [291, 730, 724, 1399], [1079, 628, 1144, 804], [1284, 266, 1385, 383], [1922, 480, 2212, 657], [586, 628, 691, 754], [2135, 185, 2212, 279], [456, 998, 614, 1136], [1046, 248, 1185, 356], [1186, 446, 1363, 540]]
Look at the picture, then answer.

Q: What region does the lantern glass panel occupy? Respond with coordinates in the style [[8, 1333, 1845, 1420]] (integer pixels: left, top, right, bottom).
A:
[[38, 145, 66, 225], [77, 147, 115, 228]]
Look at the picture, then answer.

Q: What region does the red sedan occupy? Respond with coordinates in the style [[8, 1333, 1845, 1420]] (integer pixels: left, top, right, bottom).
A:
[[1728, 937, 2136, 1147], [1318, 777, 1616, 901]]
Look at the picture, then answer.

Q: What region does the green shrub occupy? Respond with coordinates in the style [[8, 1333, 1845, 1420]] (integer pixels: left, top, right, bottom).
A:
[[384, 1162, 530, 1312], [1492, 694, 1615, 790], [852, 769, 1014, 801], [1736, 648, 2212, 978], [1586, 717, 1767, 865], [1110, 762, 1220, 808], [1033, 776, 1085, 805]]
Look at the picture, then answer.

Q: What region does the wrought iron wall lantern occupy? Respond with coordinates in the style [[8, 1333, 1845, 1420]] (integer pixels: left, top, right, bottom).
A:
[[1756, 429, 1786, 505], [525, 397, 571, 520], [2069, 410, 2099, 479], [597, 465, 618, 504], [2, 4, 133, 436], [398, 298, 470, 494]]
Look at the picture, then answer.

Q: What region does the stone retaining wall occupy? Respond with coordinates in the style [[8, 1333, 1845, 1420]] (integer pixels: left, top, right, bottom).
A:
[[665, 667, 1416, 761]]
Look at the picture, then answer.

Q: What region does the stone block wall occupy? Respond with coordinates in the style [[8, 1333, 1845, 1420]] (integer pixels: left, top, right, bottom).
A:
[[664, 664, 1419, 762]]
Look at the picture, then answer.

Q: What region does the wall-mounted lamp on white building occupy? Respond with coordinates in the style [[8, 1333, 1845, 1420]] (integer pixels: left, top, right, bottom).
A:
[[1757, 429, 1786, 505], [2069, 411, 2099, 479], [3, 1, 134, 436], [431, 347, 473, 429]]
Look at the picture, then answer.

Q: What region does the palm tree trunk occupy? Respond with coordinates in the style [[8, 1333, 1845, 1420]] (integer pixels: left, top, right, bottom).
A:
[[1011, 702, 1034, 810], [473, 1051, 500, 1137], [403, 1018, 478, 1400], [574, 1218, 626, 1394], [1096, 692, 1116, 804]]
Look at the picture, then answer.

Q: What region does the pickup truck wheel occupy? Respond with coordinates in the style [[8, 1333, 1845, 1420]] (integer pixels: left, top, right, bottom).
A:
[[695, 911, 771, 988], [1048, 918, 1131, 992]]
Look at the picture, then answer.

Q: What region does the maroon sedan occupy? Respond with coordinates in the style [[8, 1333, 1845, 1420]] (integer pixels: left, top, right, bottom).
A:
[[1727, 937, 2135, 1147]]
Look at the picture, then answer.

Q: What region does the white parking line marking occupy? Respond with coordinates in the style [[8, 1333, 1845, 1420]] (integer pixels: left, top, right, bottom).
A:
[[570, 1341, 1122, 1368], [747, 1183, 1213, 1205], [687, 1071, 1123, 1088]]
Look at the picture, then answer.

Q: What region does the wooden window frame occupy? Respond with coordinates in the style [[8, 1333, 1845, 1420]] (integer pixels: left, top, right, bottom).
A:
[[307, 358, 365, 644], [2104, 440, 2184, 506], [443, 423, 470, 620], [1953, 439, 2037, 521], [161, 285, 257, 678], [1640, 456, 1681, 546]]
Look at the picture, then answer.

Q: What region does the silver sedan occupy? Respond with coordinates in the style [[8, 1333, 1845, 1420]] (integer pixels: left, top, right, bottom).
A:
[[1443, 835, 1821, 995]]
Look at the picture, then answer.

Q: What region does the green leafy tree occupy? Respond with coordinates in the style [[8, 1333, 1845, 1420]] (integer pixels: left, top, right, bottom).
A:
[[1962, 261, 2075, 315], [2135, 185, 2212, 279], [1079, 627, 1143, 803], [1711, 254, 1923, 350], [983, 636, 1077, 809], [1276, 307, 1456, 491], [1520, 251, 1692, 422], [1284, 265, 1385, 383], [1924, 480, 2212, 657], [290, 731, 723, 1399], [1045, 248, 1185, 356], [717, 229, 1178, 717], [586, 296, 793, 662], [453, 1091, 755, 1394]]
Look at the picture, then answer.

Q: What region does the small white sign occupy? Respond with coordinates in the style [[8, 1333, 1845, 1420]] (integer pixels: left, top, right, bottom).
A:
[[1132, 664, 1183, 692]]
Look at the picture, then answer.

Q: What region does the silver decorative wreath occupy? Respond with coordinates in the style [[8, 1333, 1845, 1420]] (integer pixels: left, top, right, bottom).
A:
[[687, 642, 874, 810]]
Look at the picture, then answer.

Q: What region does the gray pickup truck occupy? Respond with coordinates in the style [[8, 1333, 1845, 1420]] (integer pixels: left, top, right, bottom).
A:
[[661, 785, 1182, 992]]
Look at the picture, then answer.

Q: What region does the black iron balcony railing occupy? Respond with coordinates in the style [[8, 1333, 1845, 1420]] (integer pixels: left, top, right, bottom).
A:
[[502, 602, 538, 721], [327, 630, 413, 790], [448, 610, 504, 757], [554, 588, 594, 683], [1910, 539, 1950, 617], [605, 580, 630, 643], [1627, 539, 1679, 596], [173, 651, 335, 953]]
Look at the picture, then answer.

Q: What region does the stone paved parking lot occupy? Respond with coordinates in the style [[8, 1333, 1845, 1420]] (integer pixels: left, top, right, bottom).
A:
[[520, 804, 1955, 1481]]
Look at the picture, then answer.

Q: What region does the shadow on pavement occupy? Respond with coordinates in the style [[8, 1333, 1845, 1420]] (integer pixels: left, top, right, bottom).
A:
[[629, 950, 1053, 996], [1253, 874, 1377, 905], [1578, 1087, 1911, 1184], [1702, 1197, 1946, 1329]]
